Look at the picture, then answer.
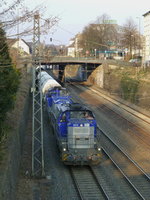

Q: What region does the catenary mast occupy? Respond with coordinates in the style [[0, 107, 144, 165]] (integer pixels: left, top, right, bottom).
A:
[[32, 13, 44, 177]]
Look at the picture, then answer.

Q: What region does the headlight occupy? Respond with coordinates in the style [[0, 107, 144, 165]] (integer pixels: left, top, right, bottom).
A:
[[63, 148, 66, 151], [98, 148, 101, 151]]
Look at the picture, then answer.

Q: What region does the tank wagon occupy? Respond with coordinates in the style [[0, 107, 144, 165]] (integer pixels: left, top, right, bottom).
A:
[[39, 71, 102, 165], [38, 71, 61, 95]]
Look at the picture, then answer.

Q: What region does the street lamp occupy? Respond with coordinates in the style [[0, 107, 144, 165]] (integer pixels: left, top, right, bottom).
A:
[[136, 17, 141, 56], [130, 34, 134, 59], [94, 49, 96, 59]]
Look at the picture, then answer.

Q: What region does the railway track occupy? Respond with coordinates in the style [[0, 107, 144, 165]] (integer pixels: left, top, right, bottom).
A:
[[96, 102, 150, 147], [68, 83, 150, 127], [89, 87, 150, 147], [67, 83, 150, 155], [66, 83, 150, 199], [89, 87, 150, 123], [70, 166, 109, 200], [97, 129, 150, 199]]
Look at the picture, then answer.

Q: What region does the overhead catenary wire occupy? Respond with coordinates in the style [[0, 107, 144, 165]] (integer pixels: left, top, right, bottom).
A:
[[0, 2, 59, 42]]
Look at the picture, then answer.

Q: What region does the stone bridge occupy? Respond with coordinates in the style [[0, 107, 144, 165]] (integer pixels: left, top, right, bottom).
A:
[[41, 57, 103, 82], [22, 56, 133, 82]]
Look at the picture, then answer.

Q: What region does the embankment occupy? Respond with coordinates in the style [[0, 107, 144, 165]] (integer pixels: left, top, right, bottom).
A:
[[0, 68, 31, 200]]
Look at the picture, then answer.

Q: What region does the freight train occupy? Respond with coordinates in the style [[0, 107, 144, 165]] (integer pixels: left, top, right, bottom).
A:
[[38, 70, 102, 165]]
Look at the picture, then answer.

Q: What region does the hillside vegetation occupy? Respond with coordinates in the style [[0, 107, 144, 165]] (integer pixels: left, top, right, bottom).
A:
[[0, 25, 20, 147]]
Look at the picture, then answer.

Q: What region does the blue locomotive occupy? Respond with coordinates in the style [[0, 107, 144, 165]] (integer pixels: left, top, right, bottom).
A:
[[39, 71, 102, 165]]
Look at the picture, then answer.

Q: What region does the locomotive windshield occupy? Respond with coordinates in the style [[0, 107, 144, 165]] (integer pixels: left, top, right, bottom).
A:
[[70, 110, 94, 119]]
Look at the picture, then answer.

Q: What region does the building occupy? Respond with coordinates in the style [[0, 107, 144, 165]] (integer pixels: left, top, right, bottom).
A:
[[143, 11, 150, 61], [7, 38, 30, 56], [67, 39, 75, 57], [67, 34, 83, 57]]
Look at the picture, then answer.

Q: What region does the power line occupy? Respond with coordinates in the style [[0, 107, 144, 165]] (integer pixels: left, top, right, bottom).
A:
[[57, 25, 76, 36]]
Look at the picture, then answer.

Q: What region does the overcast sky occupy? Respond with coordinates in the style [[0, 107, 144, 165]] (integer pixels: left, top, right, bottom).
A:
[[24, 0, 149, 45]]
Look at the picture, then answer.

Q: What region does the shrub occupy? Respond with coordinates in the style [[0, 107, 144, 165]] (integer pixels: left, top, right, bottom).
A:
[[121, 74, 139, 103], [0, 25, 20, 141]]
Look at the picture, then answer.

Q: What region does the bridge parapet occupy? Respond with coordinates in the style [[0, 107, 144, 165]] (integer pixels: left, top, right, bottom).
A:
[[41, 56, 133, 67], [20, 56, 134, 67], [41, 56, 103, 65]]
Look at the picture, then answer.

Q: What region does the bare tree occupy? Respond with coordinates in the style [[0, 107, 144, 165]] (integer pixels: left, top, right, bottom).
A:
[[80, 14, 119, 56], [121, 17, 139, 58], [0, 0, 60, 40]]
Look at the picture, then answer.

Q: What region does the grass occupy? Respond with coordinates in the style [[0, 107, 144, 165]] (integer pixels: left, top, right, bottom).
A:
[[121, 74, 139, 103], [0, 122, 11, 163]]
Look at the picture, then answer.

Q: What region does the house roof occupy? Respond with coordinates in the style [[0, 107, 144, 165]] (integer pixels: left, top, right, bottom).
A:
[[7, 38, 30, 47], [143, 11, 150, 17], [7, 38, 18, 46], [21, 39, 31, 47], [67, 42, 75, 48], [26, 42, 33, 48]]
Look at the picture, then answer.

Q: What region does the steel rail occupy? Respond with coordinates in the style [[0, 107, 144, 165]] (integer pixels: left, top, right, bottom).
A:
[[97, 128, 150, 199], [70, 166, 109, 200], [69, 167, 84, 200], [89, 167, 110, 199]]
